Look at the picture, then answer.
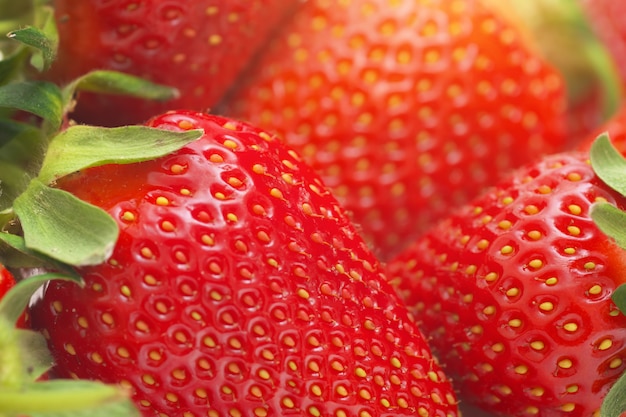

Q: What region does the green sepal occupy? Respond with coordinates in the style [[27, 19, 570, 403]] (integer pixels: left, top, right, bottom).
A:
[[37, 125, 203, 183], [590, 202, 626, 251], [65, 70, 180, 103], [0, 80, 63, 130], [0, 380, 140, 416], [612, 284, 626, 317], [601, 369, 626, 417], [13, 179, 119, 266], [7, 26, 56, 73], [15, 328, 55, 381], [0, 232, 80, 273], [0, 272, 80, 325], [0, 161, 32, 211], [590, 133, 626, 196]]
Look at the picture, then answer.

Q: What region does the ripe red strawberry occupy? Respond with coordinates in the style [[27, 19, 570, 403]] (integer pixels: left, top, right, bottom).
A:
[[0, 264, 16, 300], [220, 0, 569, 260], [385, 136, 626, 416], [481, 0, 622, 144], [42, 0, 300, 126], [29, 111, 460, 417]]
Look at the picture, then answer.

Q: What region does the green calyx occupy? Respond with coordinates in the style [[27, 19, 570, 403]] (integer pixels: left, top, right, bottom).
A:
[[590, 134, 626, 417]]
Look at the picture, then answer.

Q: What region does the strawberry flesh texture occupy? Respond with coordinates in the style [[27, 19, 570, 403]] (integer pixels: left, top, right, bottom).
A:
[[221, 0, 568, 260], [386, 152, 626, 416], [45, 0, 300, 126], [0, 264, 15, 299], [30, 111, 459, 416]]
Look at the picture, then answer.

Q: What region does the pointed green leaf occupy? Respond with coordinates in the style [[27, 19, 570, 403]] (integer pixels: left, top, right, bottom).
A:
[[13, 179, 119, 266], [0, 161, 32, 211], [0, 273, 80, 325], [590, 202, 626, 250], [7, 25, 56, 72], [0, 81, 62, 130], [0, 380, 139, 416], [590, 133, 626, 196], [0, 232, 81, 273], [612, 284, 626, 316], [16, 328, 54, 381], [38, 125, 203, 183], [0, 119, 47, 176], [67, 70, 179, 102], [601, 370, 626, 417]]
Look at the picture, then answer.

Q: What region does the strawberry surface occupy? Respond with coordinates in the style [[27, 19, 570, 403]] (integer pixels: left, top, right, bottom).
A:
[[220, 0, 569, 260], [386, 150, 626, 416], [30, 111, 459, 417], [0, 264, 16, 299], [43, 0, 299, 126]]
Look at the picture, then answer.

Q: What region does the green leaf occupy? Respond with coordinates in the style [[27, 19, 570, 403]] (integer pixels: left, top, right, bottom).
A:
[[590, 133, 626, 196], [0, 81, 63, 130], [590, 202, 626, 250], [601, 370, 626, 417], [0, 161, 32, 211], [15, 328, 54, 381], [66, 70, 179, 102], [0, 273, 80, 325], [0, 232, 80, 272], [0, 380, 139, 416], [612, 284, 626, 316], [0, 118, 47, 175], [7, 26, 56, 72], [13, 179, 119, 266], [38, 125, 203, 183]]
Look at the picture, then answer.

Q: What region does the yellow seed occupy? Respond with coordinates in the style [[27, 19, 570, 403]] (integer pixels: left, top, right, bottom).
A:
[[567, 225, 581, 236], [558, 358, 573, 369], [528, 259, 543, 269], [589, 284, 602, 295], [485, 272, 499, 282], [506, 288, 520, 297], [568, 204, 582, 215], [610, 358, 623, 369], [539, 301, 554, 312], [500, 245, 514, 255], [530, 341, 545, 350], [598, 339, 613, 351], [509, 318, 522, 328], [156, 196, 169, 206], [515, 365, 528, 374], [564, 322, 578, 332]]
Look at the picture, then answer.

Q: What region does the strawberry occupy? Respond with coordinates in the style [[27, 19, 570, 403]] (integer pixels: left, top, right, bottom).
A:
[[28, 110, 460, 417], [385, 134, 626, 416], [41, 0, 300, 126], [0, 264, 16, 300], [481, 0, 623, 144], [220, 0, 569, 261]]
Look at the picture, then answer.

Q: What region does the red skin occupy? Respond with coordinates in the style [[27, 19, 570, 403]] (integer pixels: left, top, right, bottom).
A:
[[221, 0, 569, 261], [44, 0, 300, 126], [386, 151, 626, 416], [580, 105, 626, 152], [31, 111, 460, 417], [0, 264, 15, 298]]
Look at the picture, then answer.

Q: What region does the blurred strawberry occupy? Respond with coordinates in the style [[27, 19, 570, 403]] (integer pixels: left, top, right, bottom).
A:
[[221, 0, 569, 260], [42, 0, 300, 126]]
